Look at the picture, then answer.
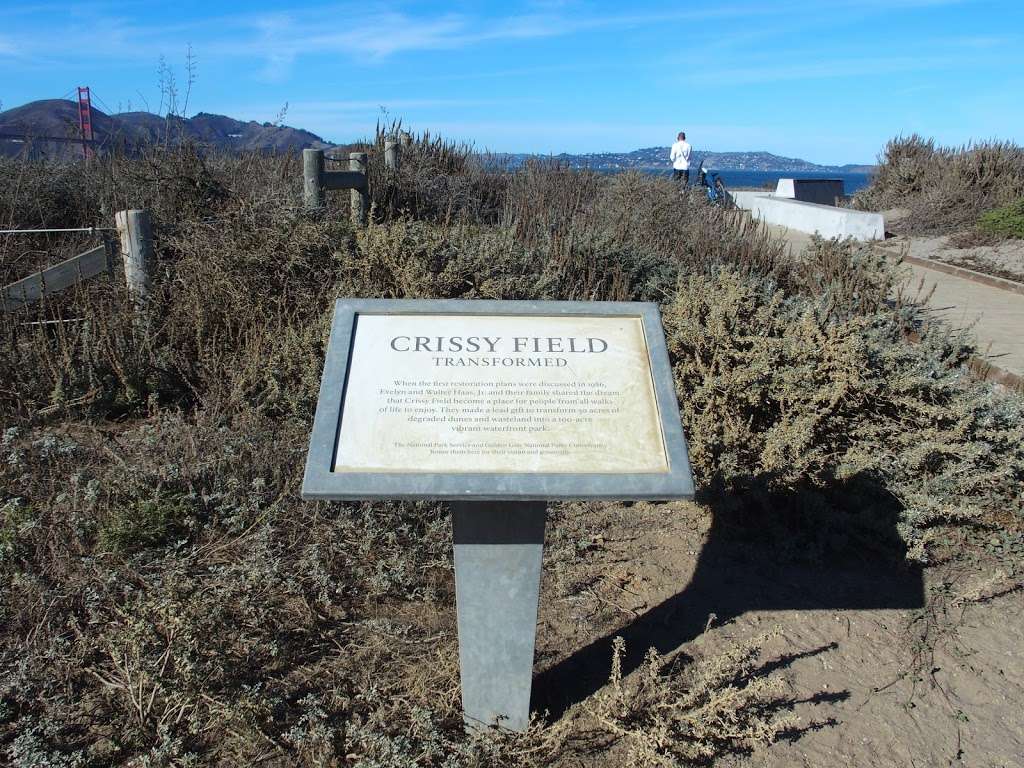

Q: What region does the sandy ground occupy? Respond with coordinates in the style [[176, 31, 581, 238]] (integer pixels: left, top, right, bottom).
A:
[[882, 234, 1024, 283], [534, 501, 1024, 767]]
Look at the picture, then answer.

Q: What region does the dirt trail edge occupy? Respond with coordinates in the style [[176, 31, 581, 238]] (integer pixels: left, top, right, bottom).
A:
[[877, 238, 1024, 382]]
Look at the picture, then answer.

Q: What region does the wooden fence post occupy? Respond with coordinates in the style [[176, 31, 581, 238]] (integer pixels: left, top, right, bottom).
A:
[[303, 148, 325, 211], [115, 209, 153, 306], [350, 152, 368, 225], [385, 140, 399, 172]]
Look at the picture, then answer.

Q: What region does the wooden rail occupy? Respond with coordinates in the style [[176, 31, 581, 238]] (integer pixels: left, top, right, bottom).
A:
[[2, 209, 153, 314], [322, 170, 367, 191], [2, 243, 111, 312], [303, 137, 406, 224]]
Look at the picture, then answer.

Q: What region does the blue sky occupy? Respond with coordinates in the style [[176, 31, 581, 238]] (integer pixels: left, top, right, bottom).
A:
[[1, 0, 1021, 163]]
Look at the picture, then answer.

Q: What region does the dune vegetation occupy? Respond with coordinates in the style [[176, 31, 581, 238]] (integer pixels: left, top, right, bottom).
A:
[[1, 133, 1022, 766], [854, 134, 1024, 239]]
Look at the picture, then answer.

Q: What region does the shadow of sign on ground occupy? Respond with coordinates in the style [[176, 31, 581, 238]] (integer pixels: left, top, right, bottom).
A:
[[533, 473, 926, 721]]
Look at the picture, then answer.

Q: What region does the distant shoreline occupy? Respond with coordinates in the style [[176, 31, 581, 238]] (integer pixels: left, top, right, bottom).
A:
[[634, 168, 873, 194]]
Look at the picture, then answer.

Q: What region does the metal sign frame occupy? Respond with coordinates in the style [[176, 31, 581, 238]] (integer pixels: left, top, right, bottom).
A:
[[302, 298, 694, 501]]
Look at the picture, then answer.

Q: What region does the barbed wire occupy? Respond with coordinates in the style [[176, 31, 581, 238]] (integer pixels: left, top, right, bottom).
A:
[[0, 227, 113, 235]]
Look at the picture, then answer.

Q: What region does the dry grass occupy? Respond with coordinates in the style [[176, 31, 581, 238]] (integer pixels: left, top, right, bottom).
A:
[[1, 138, 1023, 765], [589, 632, 796, 767]]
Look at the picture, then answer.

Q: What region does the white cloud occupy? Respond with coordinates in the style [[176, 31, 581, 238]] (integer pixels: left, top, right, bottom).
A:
[[0, 3, 885, 68], [0, 0, 991, 85], [682, 34, 1014, 87]]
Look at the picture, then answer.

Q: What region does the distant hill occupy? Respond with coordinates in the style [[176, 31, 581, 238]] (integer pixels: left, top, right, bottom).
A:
[[506, 147, 875, 174], [0, 99, 331, 159], [0, 99, 873, 173]]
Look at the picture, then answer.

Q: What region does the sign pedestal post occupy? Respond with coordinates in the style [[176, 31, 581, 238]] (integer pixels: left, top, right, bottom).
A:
[[451, 501, 546, 732]]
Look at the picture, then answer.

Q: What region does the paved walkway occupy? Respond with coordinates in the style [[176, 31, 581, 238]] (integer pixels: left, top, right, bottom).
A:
[[901, 261, 1024, 378], [762, 222, 1024, 380]]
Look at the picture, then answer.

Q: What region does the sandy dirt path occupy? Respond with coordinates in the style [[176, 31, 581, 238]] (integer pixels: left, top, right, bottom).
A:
[[898, 260, 1024, 378], [536, 501, 1024, 767], [761, 222, 1024, 380]]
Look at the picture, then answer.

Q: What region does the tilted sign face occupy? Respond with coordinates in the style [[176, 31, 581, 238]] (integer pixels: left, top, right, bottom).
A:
[[302, 300, 693, 500], [336, 313, 667, 474]]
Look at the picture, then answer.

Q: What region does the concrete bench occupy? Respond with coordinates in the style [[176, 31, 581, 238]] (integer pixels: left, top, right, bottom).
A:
[[729, 191, 885, 242]]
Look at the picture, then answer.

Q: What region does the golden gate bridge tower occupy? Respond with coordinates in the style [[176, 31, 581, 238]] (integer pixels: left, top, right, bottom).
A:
[[76, 86, 94, 159]]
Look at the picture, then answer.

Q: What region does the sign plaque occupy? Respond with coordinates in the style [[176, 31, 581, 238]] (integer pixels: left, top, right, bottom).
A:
[[303, 299, 693, 731]]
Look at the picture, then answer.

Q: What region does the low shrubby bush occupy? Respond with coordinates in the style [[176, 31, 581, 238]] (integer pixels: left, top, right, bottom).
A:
[[0, 143, 786, 420], [854, 134, 1024, 235], [664, 245, 1024, 560], [977, 197, 1024, 240], [365, 126, 509, 225]]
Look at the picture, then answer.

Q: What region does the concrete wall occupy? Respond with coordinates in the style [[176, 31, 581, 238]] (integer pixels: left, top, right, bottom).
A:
[[730, 190, 770, 208], [729, 192, 885, 241], [774, 178, 845, 206]]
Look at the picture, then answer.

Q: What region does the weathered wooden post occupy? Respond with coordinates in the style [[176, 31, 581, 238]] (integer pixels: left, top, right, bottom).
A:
[[303, 148, 325, 211], [114, 209, 153, 306], [349, 152, 368, 225], [384, 140, 399, 172]]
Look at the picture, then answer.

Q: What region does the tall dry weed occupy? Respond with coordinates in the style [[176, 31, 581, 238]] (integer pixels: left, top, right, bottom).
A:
[[589, 633, 795, 766], [363, 125, 508, 224]]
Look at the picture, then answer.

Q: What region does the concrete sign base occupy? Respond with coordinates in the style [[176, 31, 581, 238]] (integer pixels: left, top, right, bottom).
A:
[[452, 501, 546, 731]]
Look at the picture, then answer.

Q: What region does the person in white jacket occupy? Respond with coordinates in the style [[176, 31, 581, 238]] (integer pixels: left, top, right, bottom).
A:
[[670, 132, 692, 185]]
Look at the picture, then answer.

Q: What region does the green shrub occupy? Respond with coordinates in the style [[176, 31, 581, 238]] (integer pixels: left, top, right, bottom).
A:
[[664, 256, 1024, 561], [977, 198, 1024, 239], [98, 494, 191, 553]]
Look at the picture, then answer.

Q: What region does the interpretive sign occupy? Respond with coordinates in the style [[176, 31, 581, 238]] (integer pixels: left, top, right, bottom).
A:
[[303, 299, 693, 499], [337, 313, 667, 474], [302, 299, 694, 733]]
